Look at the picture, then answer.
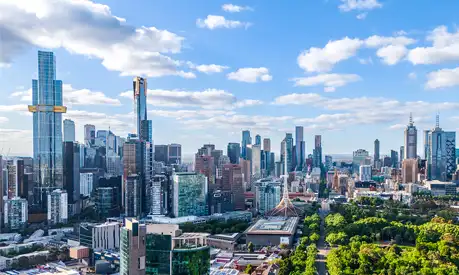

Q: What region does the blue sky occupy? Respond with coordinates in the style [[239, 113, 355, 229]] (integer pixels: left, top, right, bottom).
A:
[[0, 0, 458, 159]]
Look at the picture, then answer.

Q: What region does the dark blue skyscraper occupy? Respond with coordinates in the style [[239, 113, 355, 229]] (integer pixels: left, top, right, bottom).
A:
[[295, 126, 305, 171], [255, 134, 261, 146], [284, 133, 294, 172], [227, 143, 241, 164], [241, 130, 251, 160], [29, 51, 66, 205]]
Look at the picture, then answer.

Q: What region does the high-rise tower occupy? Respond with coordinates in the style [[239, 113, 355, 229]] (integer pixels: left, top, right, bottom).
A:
[[404, 113, 417, 159], [295, 126, 305, 171], [29, 51, 66, 207], [241, 130, 251, 160], [374, 139, 380, 165], [133, 77, 150, 141]]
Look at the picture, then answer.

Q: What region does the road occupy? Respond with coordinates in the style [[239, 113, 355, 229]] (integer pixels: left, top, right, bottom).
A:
[[316, 209, 330, 275]]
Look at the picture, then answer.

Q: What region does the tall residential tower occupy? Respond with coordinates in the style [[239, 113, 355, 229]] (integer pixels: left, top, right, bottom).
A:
[[29, 51, 66, 207], [404, 113, 417, 159]]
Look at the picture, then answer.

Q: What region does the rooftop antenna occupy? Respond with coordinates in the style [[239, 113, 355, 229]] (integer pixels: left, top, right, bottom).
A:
[[409, 112, 414, 126], [436, 112, 440, 128]]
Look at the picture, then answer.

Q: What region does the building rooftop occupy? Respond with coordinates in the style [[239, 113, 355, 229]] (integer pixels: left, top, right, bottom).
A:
[[245, 217, 299, 235]]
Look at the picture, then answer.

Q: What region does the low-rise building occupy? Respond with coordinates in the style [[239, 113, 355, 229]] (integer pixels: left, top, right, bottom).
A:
[[245, 216, 299, 248]]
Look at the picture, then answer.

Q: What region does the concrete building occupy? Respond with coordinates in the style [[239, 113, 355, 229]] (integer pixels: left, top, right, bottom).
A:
[[249, 144, 261, 177], [353, 149, 370, 172], [120, 218, 146, 275], [79, 222, 120, 250], [359, 165, 372, 181], [245, 217, 299, 248], [47, 189, 68, 225], [63, 141, 80, 215], [374, 139, 380, 166], [222, 164, 244, 210], [195, 155, 215, 185], [263, 138, 271, 152], [255, 180, 281, 215], [295, 126, 305, 171], [125, 175, 141, 217], [84, 124, 96, 146], [80, 173, 94, 196], [4, 197, 28, 231], [402, 159, 418, 183]]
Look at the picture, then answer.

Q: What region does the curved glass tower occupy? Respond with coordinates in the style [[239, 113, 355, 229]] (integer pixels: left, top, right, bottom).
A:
[[29, 51, 66, 206]]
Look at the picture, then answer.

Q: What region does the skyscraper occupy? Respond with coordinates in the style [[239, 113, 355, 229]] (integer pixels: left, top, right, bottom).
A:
[[195, 155, 215, 185], [241, 130, 251, 160], [221, 164, 244, 210], [47, 189, 68, 225], [255, 134, 261, 146], [63, 119, 75, 142], [122, 136, 144, 212], [282, 133, 294, 172], [313, 135, 322, 168], [250, 144, 261, 176], [84, 124, 96, 146], [400, 146, 405, 166], [120, 218, 146, 275], [404, 113, 417, 159], [29, 51, 66, 207], [63, 142, 80, 216], [427, 115, 456, 181], [263, 138, 271, 152], [424, 130, 431, 160], [227, 143, 241, 164], [374, 139, 380, 165], [133, 77, 149, 141], [295, 126, 305, 171]]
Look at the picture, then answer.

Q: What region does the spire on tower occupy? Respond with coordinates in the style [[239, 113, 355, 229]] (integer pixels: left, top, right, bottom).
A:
[[409, 112, 414, 126], [436, 113, 440, 128]]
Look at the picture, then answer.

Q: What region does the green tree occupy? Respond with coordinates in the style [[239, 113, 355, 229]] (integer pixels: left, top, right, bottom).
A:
[[326, 232, 348, 246]]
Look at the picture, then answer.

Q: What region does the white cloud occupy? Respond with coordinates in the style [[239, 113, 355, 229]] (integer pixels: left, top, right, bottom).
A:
[[274, 93, 459, 130], [222, 4, 253, 12], [297, 34, 417, 72], [120, 88, 262, 109], [425, 67, 459, 89], [227, 67, 272, 83], [0, 105, 29, 113], [356, 13, 367, 20], [408, 72, 417, 80], [150, 109, 235, 119], [376, 45, 408, 65], [65, 110, 133, 137], [388, 124, 406, 130], [11, 85, 121, 106], [0, 117, 9, 124], [196, 15, 251, 30], [408, 26, 459, 65], [195, 64, 229, 74], [298, 37, 363, 73], [292, 73, 361, 92], [0, 0, 193, 78], [339, 0, 383, 12], [182, 115, 293, 132]]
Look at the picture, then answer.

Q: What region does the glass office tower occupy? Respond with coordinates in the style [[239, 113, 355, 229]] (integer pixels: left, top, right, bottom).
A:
[[29, 51, 66, 206]]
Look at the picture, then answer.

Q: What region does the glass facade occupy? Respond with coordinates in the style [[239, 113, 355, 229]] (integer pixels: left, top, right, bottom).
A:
[[241, 130, 251, 160], [146, 234, 172, 275], [119, 228, 130, 275], [173, 173, 208, 217], [31, 51, 65, 204], [172, 247, 210, 275], [134, 77, 149, 141]]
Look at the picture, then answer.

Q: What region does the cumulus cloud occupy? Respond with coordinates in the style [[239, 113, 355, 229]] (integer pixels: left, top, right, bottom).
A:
[[227, 67, 272, 83], [0, 117, 9, 124], [149, 109, 235, 120], [194, 64, 229, 74], [339, 0, 383, 12], [425, 67, 459, 89], [196, 15, 251, 30], [297, 34, 417, 72], [182, 115, 294, 132], [0, 0, 193, 78], [407, 26, 459, 65], [292, 73, 361, 92], [120, 88, 262, 109], [376, 45, 408, 65], [11, 85, 121, 106], [408, 72, 417, 80], [222, 4, 253, 12]]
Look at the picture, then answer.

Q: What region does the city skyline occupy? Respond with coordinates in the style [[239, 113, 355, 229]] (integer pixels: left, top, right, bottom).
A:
[[1, 0, 459, 157]]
